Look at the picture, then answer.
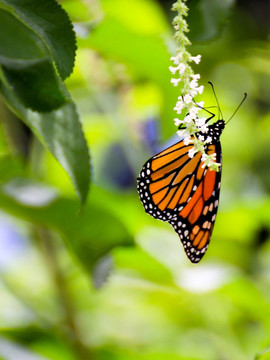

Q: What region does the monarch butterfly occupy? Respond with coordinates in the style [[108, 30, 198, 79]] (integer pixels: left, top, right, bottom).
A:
[[137, 87, 246, 263]]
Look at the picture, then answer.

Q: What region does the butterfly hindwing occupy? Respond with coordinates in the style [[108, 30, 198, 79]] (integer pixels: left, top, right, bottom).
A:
[[169, 150, 222, 262]]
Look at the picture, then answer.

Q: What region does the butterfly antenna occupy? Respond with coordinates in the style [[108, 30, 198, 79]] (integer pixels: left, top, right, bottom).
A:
[[226, 93, 247, 124], [208, 81, 223, 120]]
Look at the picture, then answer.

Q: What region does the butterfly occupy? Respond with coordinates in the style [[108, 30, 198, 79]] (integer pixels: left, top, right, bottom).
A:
[[137, 90, 246, 263]]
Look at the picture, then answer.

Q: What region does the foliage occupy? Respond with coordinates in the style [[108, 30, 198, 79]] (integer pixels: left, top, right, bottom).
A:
[[0, 0, 269, 360], [0, 0, 90, 203]]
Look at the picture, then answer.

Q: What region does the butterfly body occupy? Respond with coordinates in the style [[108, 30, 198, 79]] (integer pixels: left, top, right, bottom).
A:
[[137, 119, 225, 263]]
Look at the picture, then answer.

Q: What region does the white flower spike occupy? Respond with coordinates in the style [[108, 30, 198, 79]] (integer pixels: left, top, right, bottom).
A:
[[170, 0, 220, 171]]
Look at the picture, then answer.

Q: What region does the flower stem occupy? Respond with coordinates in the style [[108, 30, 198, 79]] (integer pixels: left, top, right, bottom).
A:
[[36, 227, 92, 360]]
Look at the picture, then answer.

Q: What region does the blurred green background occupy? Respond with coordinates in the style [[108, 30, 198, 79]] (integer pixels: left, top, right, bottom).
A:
[[0, 0, 270, 359]]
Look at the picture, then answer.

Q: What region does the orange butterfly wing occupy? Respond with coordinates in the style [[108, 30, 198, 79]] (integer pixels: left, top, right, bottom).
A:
[[137, 139, 222, 263]]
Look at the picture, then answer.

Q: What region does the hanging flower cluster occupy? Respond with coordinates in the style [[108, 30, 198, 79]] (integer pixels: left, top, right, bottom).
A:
[[170, 0, 220, 171]]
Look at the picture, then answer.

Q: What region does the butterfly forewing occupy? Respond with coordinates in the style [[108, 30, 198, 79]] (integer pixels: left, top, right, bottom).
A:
[[137, 135, 222, 263]]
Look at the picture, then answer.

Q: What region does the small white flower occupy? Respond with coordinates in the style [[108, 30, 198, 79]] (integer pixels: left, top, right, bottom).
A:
[[191, 74, 200, 80], [177, 129, 188, 138], [201, 153, 218, 169], [174, 24, 179, 30], [183, 136, 191, 146], [183, 94, 192, 103], [174, 108, 182, 115], [196, 101, 204, 108], [189, 81, 204, 96], [174, 100, 184, 114], [189, 107, 199, 117], [169, 66, 178, 74], [201, 157, 208, 168], [205, 136, 212, 144], [189, 89, 197, 98], [171, 78, 181, 86], [188, 110, 199, 120], [174, 118, 182, 126], [198, 135, 205, 141], [195, 117, 206, 127], [200, 124, 209, 133], [178, 63, 186, 74], [169, 63, 186, 75], [197, 85, 204, 94], [170, 53, 182, 65], [185, 121, 197, 133], [188, 147, 197, 158], [190, 55, 201, 64], [184, 114, 193, 123], [190, 79, 199, 89], [170, 56, 178, 65], [201, 153, 208, 162], [195, 118, 209, 133]]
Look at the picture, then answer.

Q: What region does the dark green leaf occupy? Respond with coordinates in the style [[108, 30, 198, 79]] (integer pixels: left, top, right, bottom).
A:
[[0, 9, 67, 111], [2, 59, 67, 112], [1, 327, 76, 360], [0, 79, 90, 203], [0, 0, 76, 79], [0, 8, 47, 60], [188, 0, 236, 42]]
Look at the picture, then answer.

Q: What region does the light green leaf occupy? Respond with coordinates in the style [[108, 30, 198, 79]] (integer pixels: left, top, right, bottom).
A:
[[114, 247, 174, 286], [255, 347, 270, 360], [0, 184, 133, 271], [0, 79, 90, 203]]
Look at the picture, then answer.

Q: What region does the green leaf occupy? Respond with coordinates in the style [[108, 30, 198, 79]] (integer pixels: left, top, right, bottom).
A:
[[114, 247, 174, 286], [0, 9, 47, 60], [188, 0, 236, 42], [0, 185, 133, 271], [0, 9, 67, 111], [0, 5, 90, 201], [0, 0, 76, 79], [0, 79, 90, 203], [2, 59, 67, 112], [0, 327, 76, 360], [255, 346, 270, 360]]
